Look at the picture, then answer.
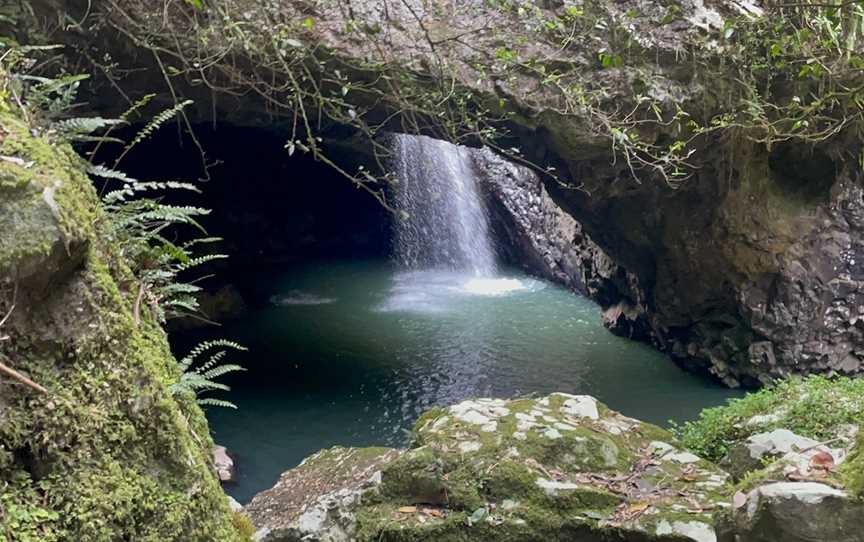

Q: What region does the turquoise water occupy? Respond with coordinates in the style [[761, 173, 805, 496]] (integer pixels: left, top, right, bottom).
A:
[[196, 260, 742, 503]]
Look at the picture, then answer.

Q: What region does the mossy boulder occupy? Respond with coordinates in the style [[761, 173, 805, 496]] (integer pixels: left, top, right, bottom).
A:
[[674, 375, 864, 541], [0, 83, 246, 541], [246, 394, 730, 542]]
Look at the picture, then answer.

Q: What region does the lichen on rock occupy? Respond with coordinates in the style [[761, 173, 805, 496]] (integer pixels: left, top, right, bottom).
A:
[[246, 394, 730, 542]]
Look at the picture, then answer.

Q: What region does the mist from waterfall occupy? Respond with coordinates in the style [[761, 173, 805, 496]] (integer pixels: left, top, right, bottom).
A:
[[381, 134, 533, 313], [392, 134, 497, 276]]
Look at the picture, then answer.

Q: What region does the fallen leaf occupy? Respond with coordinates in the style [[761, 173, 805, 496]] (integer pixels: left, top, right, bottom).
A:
[[628, 502, 650, 513], [810, 451, 835, 471], [398, 506, 417, 514]]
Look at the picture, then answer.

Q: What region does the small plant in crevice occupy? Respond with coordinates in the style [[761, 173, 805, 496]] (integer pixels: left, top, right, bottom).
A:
[[172, 339, 247, 409]]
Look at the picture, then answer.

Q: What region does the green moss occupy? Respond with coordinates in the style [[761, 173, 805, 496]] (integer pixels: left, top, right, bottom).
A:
[[841, 431, 864, 498], [231, 512, 257, 539], [674, 375, 864, 461], [381, 448, 448, 505], [0, 86, 247, 541]]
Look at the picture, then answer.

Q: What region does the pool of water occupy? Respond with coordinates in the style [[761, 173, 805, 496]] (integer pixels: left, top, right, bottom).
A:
[[184, 260, 742, 503]]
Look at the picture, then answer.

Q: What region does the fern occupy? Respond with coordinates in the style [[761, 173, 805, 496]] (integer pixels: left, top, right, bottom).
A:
[[88, 164, 137, 182], [102, 181, 200, 205], [52, 117, 125, 136], [91, 108, 224, 324], [172, 340, 247, 409], [120, 93, 156, 122], [114, 99, 193, 167]]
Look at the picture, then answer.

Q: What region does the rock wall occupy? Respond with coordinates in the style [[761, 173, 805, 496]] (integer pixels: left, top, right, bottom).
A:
[[0, 84, 245, 541], [472, 147, 657, 343], [471, 139, 864, 387]]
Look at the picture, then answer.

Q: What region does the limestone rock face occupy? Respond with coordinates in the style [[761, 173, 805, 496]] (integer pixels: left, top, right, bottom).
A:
[[246, 394, 729, 542]]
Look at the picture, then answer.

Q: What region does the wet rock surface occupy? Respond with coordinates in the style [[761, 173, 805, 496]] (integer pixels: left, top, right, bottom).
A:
[[472, 148, 646, 331]]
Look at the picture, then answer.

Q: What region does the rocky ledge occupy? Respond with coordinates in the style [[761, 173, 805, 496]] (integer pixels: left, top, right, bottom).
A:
[[243, 388, 864, 542]]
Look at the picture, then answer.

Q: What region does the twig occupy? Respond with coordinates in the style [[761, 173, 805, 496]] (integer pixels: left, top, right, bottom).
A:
[[0, 361, 48, 394], [133, 282, 145, 327], [797, 437, 845, 454]]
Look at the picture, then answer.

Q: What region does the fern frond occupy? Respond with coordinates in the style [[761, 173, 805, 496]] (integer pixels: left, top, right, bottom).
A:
[[53, 117, 125, 135], [88, 164, 137, 183], [196, 398, 238, 409], [200, 364, 245, 380], [199, 350, 228, 371], [121, 93, 156, 122], [115, 99, 193, 166], [176, 254, 228, 272], [181, 237, 222, 249]]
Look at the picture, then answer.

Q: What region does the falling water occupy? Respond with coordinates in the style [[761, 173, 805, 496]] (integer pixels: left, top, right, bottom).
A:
[[392, 134, 497, 276]]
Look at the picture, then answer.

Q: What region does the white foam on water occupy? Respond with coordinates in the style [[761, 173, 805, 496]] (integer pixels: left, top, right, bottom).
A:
[[378, 271, 543, 313], [461, 277, 527, 296], [270, 291, 337, 306]]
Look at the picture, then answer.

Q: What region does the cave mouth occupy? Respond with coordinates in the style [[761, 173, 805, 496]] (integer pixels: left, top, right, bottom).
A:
[[101, 126, 742, 503]]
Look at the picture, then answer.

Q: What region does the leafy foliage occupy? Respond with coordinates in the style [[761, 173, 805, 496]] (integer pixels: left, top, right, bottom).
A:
[[93, 162, 226, 324], [673, 376, 864, 461], [171, 340, 247, 409], [51, 117, 125, 142]]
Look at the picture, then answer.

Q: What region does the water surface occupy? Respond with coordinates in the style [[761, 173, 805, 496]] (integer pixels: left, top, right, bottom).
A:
[[189, 261, 742, 503]]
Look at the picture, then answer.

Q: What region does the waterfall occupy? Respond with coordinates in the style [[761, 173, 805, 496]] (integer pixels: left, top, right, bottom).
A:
[[392, 134, 497, 276]]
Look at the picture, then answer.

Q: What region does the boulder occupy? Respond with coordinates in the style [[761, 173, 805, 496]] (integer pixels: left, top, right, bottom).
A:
[[718, 482, 864, 542], [721, 429, 846, 480], [214, 444, 237, 483], [245, 394, 730, 541], [245, 447, 402, 542]]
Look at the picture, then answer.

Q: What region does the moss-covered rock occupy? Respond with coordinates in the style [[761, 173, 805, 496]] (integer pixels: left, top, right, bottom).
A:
[[671, 375, 864, 541], [246, 394, 730, 542], [0, 81, 247, 541]]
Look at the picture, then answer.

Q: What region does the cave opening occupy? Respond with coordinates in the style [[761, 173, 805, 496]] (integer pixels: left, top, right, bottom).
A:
[[94, 124, 742, 503]]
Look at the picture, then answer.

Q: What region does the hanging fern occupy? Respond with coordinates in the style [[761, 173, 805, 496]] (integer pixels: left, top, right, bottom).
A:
[[171, 339, 247, 408], [114, 99, 194, 167], [89, 102, 227, 324], [102, 181, 201, 205], [88, 164, 137, 183]]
